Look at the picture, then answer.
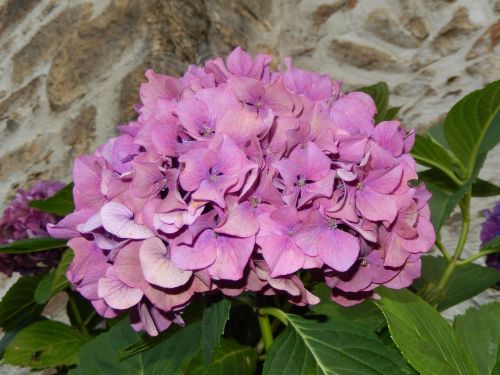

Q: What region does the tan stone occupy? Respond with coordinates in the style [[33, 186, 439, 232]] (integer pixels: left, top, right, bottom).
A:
[[329, 39, 402, 71], [0, 78, 40, 119], [0, 0, 38, 37], [312, 2, 345, 26], [405, 17, 429, 40], [47, 0, 145, 111], [61, 105, 97, 157], [432, 6, 480, 56], [366, 7, 421, 48], [466, 20, 500, 60], [12, 4, 92, 84]]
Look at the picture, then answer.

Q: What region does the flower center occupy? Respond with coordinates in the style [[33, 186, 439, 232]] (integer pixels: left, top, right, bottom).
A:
[[250, 196, 261, 208], [356, 182, 364, 190], [327, 218, 338, 230], [296, 176, 306, 188], [287, 229, 295, 237], [200, 125, 213, 137]]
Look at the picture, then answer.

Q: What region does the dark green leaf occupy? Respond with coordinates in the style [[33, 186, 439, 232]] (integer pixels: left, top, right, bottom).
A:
[[411, 134, 460, 182], [182, 338, 257, 375], [425, 182, 466, 233], [313, 284, 385, 331], [0, 237, 67, 254], [481, 236, 500, 252], [384, 106, 401, 120], [454, 303, 500, 375], [28, 183, 74, 216], [471, 179, 500, 197], [414, 255, 500, 310], [3, 320, 90, 369], [357, 82, 389, 123], [377, 288, 480, 375], [201, 295, 231, 367], [263, 312, 409, 375], [119, 298, 203, 360], [0, 275, 44, 330], [427, 123, 449, 148], [444, 80, 500, 176]]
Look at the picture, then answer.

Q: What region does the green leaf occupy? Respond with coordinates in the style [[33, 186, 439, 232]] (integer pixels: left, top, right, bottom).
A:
[[34, 249, 73, 304], [357, 82, 389, 123], [444, 80, 500, 176], [3, 320, 90, 369], [454, 303, 500, 375], [377, 288, 480, 375], [182, 338, 257, 375], [472, 179, 500, 197], [427, 123, 449, 148], [0, 275, 44, 330], [0, 237, 67, 254], [119, 298, 204, 360], [28, 183, 75, 216], [414, 255, 500, 310], [481, 236, 500, 252], [201, 295, 231, 367], [263, 311, 409, 375], [412, 134, 460, 183], [73, 319, 201, 375], [384, 106, 401, 120], [313, 284, 385, 331]]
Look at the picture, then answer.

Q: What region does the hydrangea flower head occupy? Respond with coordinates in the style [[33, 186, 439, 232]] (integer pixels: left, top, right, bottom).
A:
[[0, 180, 65, 275], [481, 200, 500, 272], [50, 47, 434, 335]]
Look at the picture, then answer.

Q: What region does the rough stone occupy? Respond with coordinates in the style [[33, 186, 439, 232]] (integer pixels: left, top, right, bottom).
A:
[[466, 20, 500, 60], [329, 39, 402, 71], [0, 78, 40, 121], [432, 6, 480, 56], [312, 2, 346, 26], [0, 0, 39, 37], [12, 4, 92, 84], [366, 7, 421, 48], [404, 16, 429, 40], [61, 105, 97, 157]]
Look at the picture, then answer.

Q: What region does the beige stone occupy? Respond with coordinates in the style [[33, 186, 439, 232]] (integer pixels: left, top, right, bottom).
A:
[[12, 4, 92, 84], [329, 39, 402, 71], [312, 2, 346, 26], [466, 20, 500, 60], [366, 7, 421, 48], [61, 105, 97, 157], [0, 0, 39, 37]]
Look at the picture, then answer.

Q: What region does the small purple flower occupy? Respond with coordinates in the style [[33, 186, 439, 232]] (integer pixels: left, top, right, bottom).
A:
[[481, 201, 500, 272], [0, 180, 65, 276]]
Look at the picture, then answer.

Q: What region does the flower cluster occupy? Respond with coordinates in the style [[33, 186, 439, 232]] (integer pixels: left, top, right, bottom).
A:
[[481, 201, 500, 272], [0, 180, 65, 276], [50, 47, 434, 335]]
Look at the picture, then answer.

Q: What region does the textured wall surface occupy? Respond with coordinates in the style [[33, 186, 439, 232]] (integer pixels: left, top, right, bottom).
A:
[[0, 0, 499, 372]]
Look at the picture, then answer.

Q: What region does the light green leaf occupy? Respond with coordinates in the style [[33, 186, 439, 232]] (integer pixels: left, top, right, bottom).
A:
[[28, 183, 75, 216], [412, 134, 460, 183], [444, 80, 500, 176], [414, 255, 500, 310], [201, 295, 231, 367], [0, 275, 44, 330], [34, 249, 73, 304], [313, 284, 385, 331], [481, 236, 500, 252], [0, 237, 67, 254], [3, 320, 90, 369], [454, 303, 500, 375], [263, 311, 409, 375], [377, 288, 480, 375], [183, 338, 257, 375], [357, 82, 389, 123]]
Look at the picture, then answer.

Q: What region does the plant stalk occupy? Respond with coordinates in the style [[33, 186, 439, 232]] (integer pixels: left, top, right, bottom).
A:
[[257, 313, 274, 352]]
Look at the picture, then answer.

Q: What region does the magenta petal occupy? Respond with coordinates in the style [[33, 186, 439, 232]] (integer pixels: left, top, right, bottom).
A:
[[364, 166, 403, 194], [260, 235, 305, 277], [216, 200, 259, 237], [101, 202, 154, 239], [140, 237, 192, 288], [98, 266, 143, 310], [356, 190, 398, 223]]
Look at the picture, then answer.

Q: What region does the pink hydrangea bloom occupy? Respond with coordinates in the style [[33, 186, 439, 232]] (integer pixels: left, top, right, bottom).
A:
[[0, 180, 65, 276], [50, 47, 434, 335]]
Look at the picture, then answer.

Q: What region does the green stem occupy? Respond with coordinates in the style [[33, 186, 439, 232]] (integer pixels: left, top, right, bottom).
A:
[[82, 310, 97, 327], [69, 295, 89, 335], [457, 248, 500, 266], [435, 238, 451, 260], [257, 313, 274, 352], [437, 193, 470, 290], [259, 307, 289, 326]]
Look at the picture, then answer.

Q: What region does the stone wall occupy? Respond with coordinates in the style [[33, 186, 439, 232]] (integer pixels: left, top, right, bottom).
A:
[[0, 0, 498, 371]]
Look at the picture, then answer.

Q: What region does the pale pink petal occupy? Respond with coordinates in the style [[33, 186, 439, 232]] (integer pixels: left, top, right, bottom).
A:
[[101, 202, 154, 239]]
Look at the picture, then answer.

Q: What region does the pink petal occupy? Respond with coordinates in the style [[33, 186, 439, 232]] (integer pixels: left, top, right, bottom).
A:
[[98, 266, 143, 310], [170, 229, 217, 270], [356, 190, 398, 223], [140, 237, 192, 288], [101, 202, 154, 239], [207, 235, 255, 280]]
